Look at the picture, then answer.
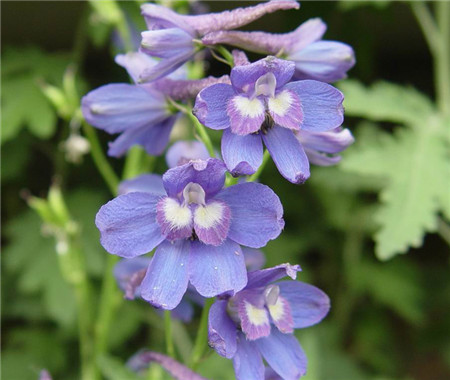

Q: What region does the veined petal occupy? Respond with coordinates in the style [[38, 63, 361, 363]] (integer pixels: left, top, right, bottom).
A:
[[233, 333, 265, 380], [227, 94, 265, 135], [194, 200, 231, 246], [166, 140, 210, 168], [247, 263, 301, 289], [140, 240, 190, 310], [156, 197, 193, 241], [268, 295, 294, 334], [278, 280, 330, 328], [115, 52, 158, 84], [95, 192, 165, 258], [238, 295, 271, 340], [297, 127, 355, 154], [193, 84, 235, 130], [118, 174, 166, 196], [216, 182, 284, 248], [222, 129, 263, 176], [208, 300, 238, 359], [267, 90, 303, 130], [262, 125, 310, 184], [189, 239, 247, 297], [254, 329, 307, 380], [285, 80, 344, 132], [141, 28, 194, 59]]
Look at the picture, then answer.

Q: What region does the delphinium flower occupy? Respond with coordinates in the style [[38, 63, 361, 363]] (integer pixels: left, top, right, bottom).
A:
[[166, 140, 210, 168], [202, 18, 355, 83], [82, 51, 229, 157], [96, 158, 284, 309], [208, 264, 330, 380], [193, 56, 344, 184], [139, 0, 300, 82]]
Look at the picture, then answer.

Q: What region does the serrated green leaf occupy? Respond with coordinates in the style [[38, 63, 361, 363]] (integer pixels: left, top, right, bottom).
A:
[[338, 80, 434, 126]]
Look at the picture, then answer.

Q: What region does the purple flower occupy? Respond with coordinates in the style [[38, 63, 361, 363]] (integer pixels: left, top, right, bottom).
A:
[[166, 141, 210, 168], [297, 127, 355, 166], [96, 158, 284, 309], [208, 264, 330, 380], [139, 0, 299, 82], [193, 56, 344, 184], [202, 18, 355, 83]]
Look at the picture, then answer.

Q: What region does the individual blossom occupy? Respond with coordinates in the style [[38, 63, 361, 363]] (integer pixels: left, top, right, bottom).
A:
[[166, 140, 210, 168], [96, 158, 284, 309], [202, 18, 355, 83], [208, 264, 330, 380], [193, 56, 344, 184], [139, 0, 299, 82], [81, 52, 229, 157]]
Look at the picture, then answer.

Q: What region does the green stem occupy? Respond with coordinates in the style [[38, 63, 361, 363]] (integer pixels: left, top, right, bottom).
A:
[[164, 311, 176, 358], [81, 119, 120, 195], [190, 297, 214, 369], [248, 150, 271, 182], [122, 147, 156, 179], [438, 216, 450, 247], [411, 2, 440, 54], [188, 112, 216, 157], [435, 1, 450, 116]]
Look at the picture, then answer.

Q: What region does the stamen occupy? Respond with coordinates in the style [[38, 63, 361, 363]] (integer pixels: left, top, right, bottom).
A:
[[182, 182, 206, 206], [254, 72, 277, 98]]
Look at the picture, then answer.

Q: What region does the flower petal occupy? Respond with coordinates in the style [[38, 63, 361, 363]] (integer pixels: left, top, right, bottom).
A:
[[140, 239, 190, 310], [278, 280, 331, 328], [233, 332, 265, 380], [216, 182, 284, 248], [95, 192, 165, 258], [237, 293, 271, 340], [227, 94, 265, 135], [262, 125, 310, 184], [193, 84, 235, 130], [115, 52, 158, 84], [156, 197, 193, 241], [208, 300, 238, 359], [118, 174, 165, 196], [304, 148, 342, 166], [247, 263, 301, 289], [222, 129, 263, 176], [141, 28, 194, 59], [267, 295, 294, 334], [189, 239, 247, 297], [242, 247, 266, 271], [162, 158, 227, 198], [285, 80, 344, 132], [113, 257, 151, 299], [194, 200, 231, 246], [297, 127, 355, 154], [171, 298, 195, 323], [254, 329, 307, 380], [267, 90, 303, 131], [166, 140, 210, 168]]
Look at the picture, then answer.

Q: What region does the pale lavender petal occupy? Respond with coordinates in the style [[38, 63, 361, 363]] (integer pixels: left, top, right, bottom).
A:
[[267, 89, 303, 131], [278, 280, 331, 328], [237, 292, 271, 340], [264, 367, 283, 380], [297, 127, 354, 154], [242, 247, 266, 271], [141, 28, 194, 59], [208, 300, 238, 358], [193, 84, 235, 130], [290, 40, 355, 82], [141, 240, 190, 310], [171, 298, 194, 322], [194, 200, 231, 246], [81, 84, 168, 134], [141, 4, 197, 34], [154, 75, 231, 101], [247, 263, 301, 289], [115, 52, 158, 84], [107, 115, 176, 157], [304, 148, 342, 166], [156, 197, 193, 241], [285, 80, 344, 132], [166, 141, 210, 168], [216, 182, 284, 248], [118, 174, 165, 196], [262, 125, 310, 184], [267, 295, 294, 334], [227, 94, 265, 135], [230, 56, 295, 93], [189, 239, 247, 297], [95, 192, 165, 258], [232, 49, 250, 66], [222, 129, 263, 176], [114, 257, 151, 299], [233, 333, 264, 380], [288, 18, 328, 52], [162, 158, 226, 198], [254, 329, 307, 380], [39, 370, 52, 380]]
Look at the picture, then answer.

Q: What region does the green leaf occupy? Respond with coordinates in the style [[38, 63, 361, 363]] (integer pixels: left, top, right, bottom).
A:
[[338, 80, 434, 126], [97, 355, 142, 380], [339, 0, 391, 11]]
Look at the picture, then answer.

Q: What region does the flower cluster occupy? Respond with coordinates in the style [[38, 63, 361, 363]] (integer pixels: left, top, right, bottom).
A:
[[84, 1, 355, 379]]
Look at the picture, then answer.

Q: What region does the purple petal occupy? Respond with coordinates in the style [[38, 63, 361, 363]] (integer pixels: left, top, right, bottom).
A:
[[115, 52, 158, 84], [262, 125, 310, 184], [304, 148, 342, 166], [118, 174, 165, 196], [140, 240, 190, 310], [267, 89, 303, 131], [95, 192, 165, 258], [114, 257, 151, 299], [107, 115, 176, 157], [254, 329, 307, 380], [162, 158, 227, 198], [278, 280, 331, 328], [242, 247, 266, 271], [264, 367, 283, 380], [188, 239, 247, 297], [156, 197, 193, 241], [194, 200, 231, 246], [233, 332, 264, 380], [193, 84, 235, 130], [171, 298, 195, 323], [297, 127, 354, 154], [288, 18, 328, 52], [290, 40, 356, 82], [81, 84, 168, 134], [247, 264, 301, 289], [227, 94, 265, 135], [285, 80, 344, 132], [166, 140, 210, 168], [267, 295, 294, 334], [237, 291, 271, 340], [141, 28, 194, 59], [216, 182, 284, 248], [222, 129, 263, 176], [208, 300, 238, 358], [232, 49, 250, 66], [39, 370, 52, 380], [230, 56, 295, 94]]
